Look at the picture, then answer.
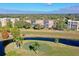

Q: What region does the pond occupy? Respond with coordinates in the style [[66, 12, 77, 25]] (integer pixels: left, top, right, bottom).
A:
[[0, 39, 13, 56], [0, 37, 79, 56], [24, 37, 79, 47], [0, 41, 5, 56]]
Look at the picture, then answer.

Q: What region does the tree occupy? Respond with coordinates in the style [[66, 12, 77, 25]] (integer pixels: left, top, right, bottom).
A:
[[14, 20, 24, 28], [1, 30, 9, 39], [33, 24, 44, 30], [10, 28, 23, 48], [7, 20, 13, 28], [56, 19, 65, 30], [23, 22, 31, 29], [10, 28, 20, 39], [29, 42, 40, 54], [1, 27, 10, 40], [14, 20, 31, 29]]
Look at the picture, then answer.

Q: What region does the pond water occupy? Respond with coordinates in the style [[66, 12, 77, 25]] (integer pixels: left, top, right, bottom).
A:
[[0, 41, 5, 56], [24, 37, 79, 47], [0, 37, 79, 56], [0, 39, 13, 56]]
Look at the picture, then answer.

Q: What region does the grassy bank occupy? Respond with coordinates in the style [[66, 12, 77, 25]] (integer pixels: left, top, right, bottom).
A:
[[21, 29, 79, 40], [0, 29, 79, 41], [5, 40, 79, 56]]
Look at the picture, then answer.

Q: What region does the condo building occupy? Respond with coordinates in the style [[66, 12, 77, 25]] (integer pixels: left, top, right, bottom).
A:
[[26, 19, 54, 28], [68, 20, 79, 31], [0, 18, 54, 28], [0, 18, 19, 27]]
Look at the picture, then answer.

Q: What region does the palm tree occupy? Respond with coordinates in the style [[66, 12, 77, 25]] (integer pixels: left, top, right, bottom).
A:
[[10, 28, 24, 48]]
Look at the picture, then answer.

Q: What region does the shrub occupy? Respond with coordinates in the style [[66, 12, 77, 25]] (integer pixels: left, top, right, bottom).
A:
[[14, 20, 31, 29], [40, 25, 44, 29], [1, 27, 11, 39], [1, 30, 9, 39], [55, 38, 59, 43], [10, 28, 20, 39], [33, 24, 44, 30], [23, 22, 31, 29], [7, 20, 13, 28], [56, 20, 65, 30], [14, 20, 24, 28]]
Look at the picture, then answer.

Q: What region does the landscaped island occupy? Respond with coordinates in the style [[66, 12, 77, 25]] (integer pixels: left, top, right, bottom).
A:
[[5, 40, 79, 56]]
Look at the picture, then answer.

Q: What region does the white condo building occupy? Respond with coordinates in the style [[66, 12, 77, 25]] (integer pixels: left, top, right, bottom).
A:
[[68, 20, 79, 31]]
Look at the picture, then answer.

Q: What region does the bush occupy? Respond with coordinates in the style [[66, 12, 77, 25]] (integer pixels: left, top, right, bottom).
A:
[[33, 24, 44, 30], [14, 20, 31, 29], [14, 20, 24, 28], [56, 20, 65, 30], [55, 38, 59, 43], [7, 20, 13, 28], [10, 28, 20, 38], [23, 22, 31, 29], [1, 30, 9, 39], [41, 25, 44, 29], [1, 27, 11, 39]]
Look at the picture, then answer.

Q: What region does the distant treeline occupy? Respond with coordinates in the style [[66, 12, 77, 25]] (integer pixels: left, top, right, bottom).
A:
[[0, 14, 79, 20]]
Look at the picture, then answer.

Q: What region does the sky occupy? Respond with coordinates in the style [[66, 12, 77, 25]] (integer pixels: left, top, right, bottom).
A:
[[0, 3, 79, 14]]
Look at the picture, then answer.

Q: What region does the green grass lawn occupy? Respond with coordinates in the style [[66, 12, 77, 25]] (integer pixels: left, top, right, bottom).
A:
[[0, 29, 79, 40], [21, 29, 79, 40], [5, 40, 79, 56]]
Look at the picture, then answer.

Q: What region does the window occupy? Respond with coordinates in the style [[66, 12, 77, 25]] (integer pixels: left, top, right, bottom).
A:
[[31, 20, 36, 27], [44, 20, 49, 28], [71, 25, 77, 30], [71, 22, 77, 25]]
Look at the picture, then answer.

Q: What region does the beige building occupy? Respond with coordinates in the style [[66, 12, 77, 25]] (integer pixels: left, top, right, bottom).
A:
[[0, 18, 19, 27], [48, 20, 54, 28], [26, 19, 54, 28], [36, 20, 44, 25], [0, 18, 7, 26], [0, 18, 54, 28]]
